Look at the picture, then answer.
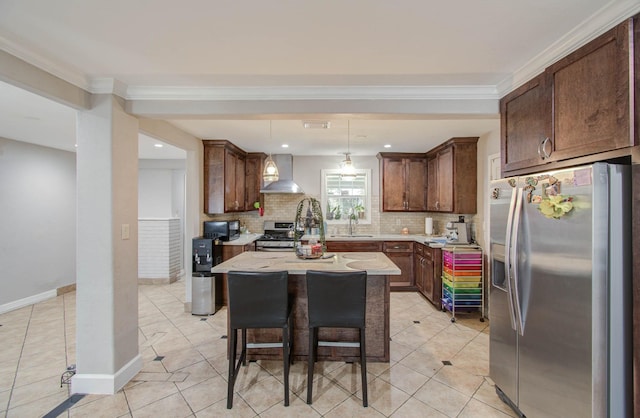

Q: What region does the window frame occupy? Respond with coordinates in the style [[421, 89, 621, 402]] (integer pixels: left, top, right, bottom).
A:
[[320, 168, 372, 225]]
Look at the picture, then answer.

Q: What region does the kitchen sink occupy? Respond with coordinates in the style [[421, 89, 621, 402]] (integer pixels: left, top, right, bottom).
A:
[[329, 234, 374, 238]]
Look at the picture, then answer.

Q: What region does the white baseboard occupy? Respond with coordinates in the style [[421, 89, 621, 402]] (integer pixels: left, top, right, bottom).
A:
[[71, 354, 143, 395], [0, 289, 57, 315]]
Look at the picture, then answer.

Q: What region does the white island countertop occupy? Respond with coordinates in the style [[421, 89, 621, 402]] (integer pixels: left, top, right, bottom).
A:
[[211, 251, 401, 275]]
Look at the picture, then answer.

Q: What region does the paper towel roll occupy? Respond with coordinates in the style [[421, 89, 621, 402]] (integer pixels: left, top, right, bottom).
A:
[[425, 217, 433, 235]]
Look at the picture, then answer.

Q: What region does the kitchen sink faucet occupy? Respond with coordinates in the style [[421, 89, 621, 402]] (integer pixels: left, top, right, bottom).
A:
[[348, 215, 357, 236]]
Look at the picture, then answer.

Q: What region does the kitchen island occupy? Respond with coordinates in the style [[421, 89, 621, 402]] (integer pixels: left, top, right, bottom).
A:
[[212, 251, 401, 362]]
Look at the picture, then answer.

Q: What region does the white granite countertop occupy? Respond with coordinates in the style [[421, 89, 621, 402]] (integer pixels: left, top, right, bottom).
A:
[[211, 251, 402, 275], [304, 233, 461, 249], [222, 232, 479, 250], [221, 233, 262, 246]]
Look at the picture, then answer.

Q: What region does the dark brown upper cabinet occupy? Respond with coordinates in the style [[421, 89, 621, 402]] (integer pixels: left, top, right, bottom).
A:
[[377, 153, 427, 212], [501, 16, 638, 176], [426, 137, 478, 214]]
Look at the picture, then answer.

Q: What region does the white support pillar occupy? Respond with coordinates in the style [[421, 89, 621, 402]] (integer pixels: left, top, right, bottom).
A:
[[72, 94, 142, 394]]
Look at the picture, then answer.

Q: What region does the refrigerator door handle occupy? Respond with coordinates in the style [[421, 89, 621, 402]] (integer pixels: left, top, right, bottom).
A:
[[510, 187, 525, 336], [504, 184, 518, 331]]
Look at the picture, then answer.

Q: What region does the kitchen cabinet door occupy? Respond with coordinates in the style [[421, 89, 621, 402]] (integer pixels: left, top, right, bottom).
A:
[[221, 243, 254, 305], [203, 140, 247, 214], [406, 157, 428, 211], [245, 152, 266, 211], [378, 153, 427, 212], [383, 241, 414, 290], [435, 147, 453, 212], [547, 19, 634, 162], [426, 137, 477, 214], [225, 149, 246, 212], [423, 246, 442, 306], [426, 157, 438, 212], [500, 73, 552, 175], [414, 245, 425, 293]]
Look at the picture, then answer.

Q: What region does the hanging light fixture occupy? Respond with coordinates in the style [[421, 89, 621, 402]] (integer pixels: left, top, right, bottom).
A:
[[263, 120, 279, 182], [341, 120, 357, 180]]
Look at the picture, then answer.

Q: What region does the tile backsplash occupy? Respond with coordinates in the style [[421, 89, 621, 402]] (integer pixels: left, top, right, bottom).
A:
[[203, 194, 479, 242]]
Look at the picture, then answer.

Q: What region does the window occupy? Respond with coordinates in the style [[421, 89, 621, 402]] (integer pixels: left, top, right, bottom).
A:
[[321, 169, 371, 224]]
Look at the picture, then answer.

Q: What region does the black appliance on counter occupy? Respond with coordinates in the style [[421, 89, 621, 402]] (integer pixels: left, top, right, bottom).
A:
[[203, 220, 240, 241], [254, 220, 296, 251], [191, 237, 224, 315]]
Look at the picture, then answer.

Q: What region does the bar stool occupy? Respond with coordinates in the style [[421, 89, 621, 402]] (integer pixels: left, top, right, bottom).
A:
[[306, 270, 368, 407], [226, 270, 293, 409]]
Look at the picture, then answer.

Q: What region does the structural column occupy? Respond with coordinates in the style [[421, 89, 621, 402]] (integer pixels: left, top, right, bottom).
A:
[[72, 94, 141, 394]]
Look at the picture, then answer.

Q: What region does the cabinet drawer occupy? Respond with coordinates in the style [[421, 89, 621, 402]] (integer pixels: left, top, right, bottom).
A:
[[326, 241, 383, 252], [424, 248, 434, 262], [415, 243, 425, 256], [383, 241, 414, 253]]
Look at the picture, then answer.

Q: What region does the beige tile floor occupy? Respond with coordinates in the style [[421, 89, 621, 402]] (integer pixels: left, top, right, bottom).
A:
[[0, 280, 517, 417]]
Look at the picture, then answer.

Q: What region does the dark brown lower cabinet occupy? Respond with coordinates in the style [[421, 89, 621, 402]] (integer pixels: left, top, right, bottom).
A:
[[326, 240, 415, 291], [415, 243, 442, 306], [220, 244, 254, 305], [383, 241, 415, 290]]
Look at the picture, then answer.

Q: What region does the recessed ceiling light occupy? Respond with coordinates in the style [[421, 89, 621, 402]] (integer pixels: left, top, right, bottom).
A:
[[281, 144, 289, 148], [384, 144, 391, 148], [302, 121, 330, 129], [154, 143, 164, 148]]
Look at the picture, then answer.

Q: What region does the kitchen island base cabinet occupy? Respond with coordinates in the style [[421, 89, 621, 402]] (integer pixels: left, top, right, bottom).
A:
[[383, 241, 415, 291], [232, 274, 390, 363]]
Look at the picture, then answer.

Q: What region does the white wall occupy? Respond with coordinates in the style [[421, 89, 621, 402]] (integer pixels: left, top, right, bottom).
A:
[[138, 159, 186, 219], [138, 159, 186, 276], [0, 137, 76, 308], [138, 169, 173, 217]]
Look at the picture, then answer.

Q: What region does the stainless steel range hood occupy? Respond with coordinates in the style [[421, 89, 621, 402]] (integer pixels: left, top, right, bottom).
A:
[[260, 154, 304, 194]]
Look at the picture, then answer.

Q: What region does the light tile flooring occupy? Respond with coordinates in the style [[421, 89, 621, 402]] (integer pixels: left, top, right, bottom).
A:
[[0, 280, 517, 417]]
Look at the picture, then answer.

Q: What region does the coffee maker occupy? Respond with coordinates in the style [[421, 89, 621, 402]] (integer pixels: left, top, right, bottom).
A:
[[445, 217, 472, 244], [191, 237, 223, 315]]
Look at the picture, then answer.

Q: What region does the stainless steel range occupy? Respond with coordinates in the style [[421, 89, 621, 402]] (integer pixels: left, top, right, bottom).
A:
[[255, 221, 296, 251]]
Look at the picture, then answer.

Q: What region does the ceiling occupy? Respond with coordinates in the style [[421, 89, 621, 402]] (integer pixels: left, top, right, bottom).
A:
[[0, 0, 637, 157]]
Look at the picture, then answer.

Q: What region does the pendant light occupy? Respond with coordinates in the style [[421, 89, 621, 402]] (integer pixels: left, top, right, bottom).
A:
[[263, 120, 279, 182], [341, 120, 356, 180]]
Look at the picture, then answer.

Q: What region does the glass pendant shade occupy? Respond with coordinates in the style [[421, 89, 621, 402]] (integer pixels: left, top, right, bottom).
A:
[[340, 153, 357, 180], [340, 121, 356, 179], [263, 154, 279, 182]]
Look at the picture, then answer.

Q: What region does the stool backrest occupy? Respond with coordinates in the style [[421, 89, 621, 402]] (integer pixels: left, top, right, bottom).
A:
[[227, 271, 289, 328], [306, 270, 367, 328]]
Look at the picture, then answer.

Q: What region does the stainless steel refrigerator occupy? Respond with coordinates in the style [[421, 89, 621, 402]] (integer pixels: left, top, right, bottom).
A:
[[489, 163, 631, 417]]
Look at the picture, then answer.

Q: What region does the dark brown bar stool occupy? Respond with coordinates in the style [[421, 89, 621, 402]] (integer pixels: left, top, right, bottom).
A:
[[226, 270, 293, 409], [306, 270, 368, 407]]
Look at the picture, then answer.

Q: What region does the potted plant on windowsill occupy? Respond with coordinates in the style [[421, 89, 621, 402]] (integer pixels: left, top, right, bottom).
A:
[[353, 201, 365, 219]]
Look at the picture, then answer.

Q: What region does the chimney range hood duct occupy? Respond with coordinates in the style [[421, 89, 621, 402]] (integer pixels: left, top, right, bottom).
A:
[[260, 154, 304, 194]]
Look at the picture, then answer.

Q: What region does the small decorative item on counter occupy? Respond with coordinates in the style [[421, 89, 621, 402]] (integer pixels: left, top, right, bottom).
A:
[[401, 227, 409, 235], [295, 244, 323, 259], [294, 197, 326, 254]]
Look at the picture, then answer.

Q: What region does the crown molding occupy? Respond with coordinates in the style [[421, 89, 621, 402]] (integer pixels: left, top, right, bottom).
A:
[[122, 84, 499, 101], [89, 78, 129, 97], [0, 35, 89, 90], [497, 0, 640, 96]]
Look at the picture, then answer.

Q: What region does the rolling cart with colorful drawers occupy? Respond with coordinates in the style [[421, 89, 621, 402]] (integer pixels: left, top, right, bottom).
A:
[[441, 246, 484, 323]]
